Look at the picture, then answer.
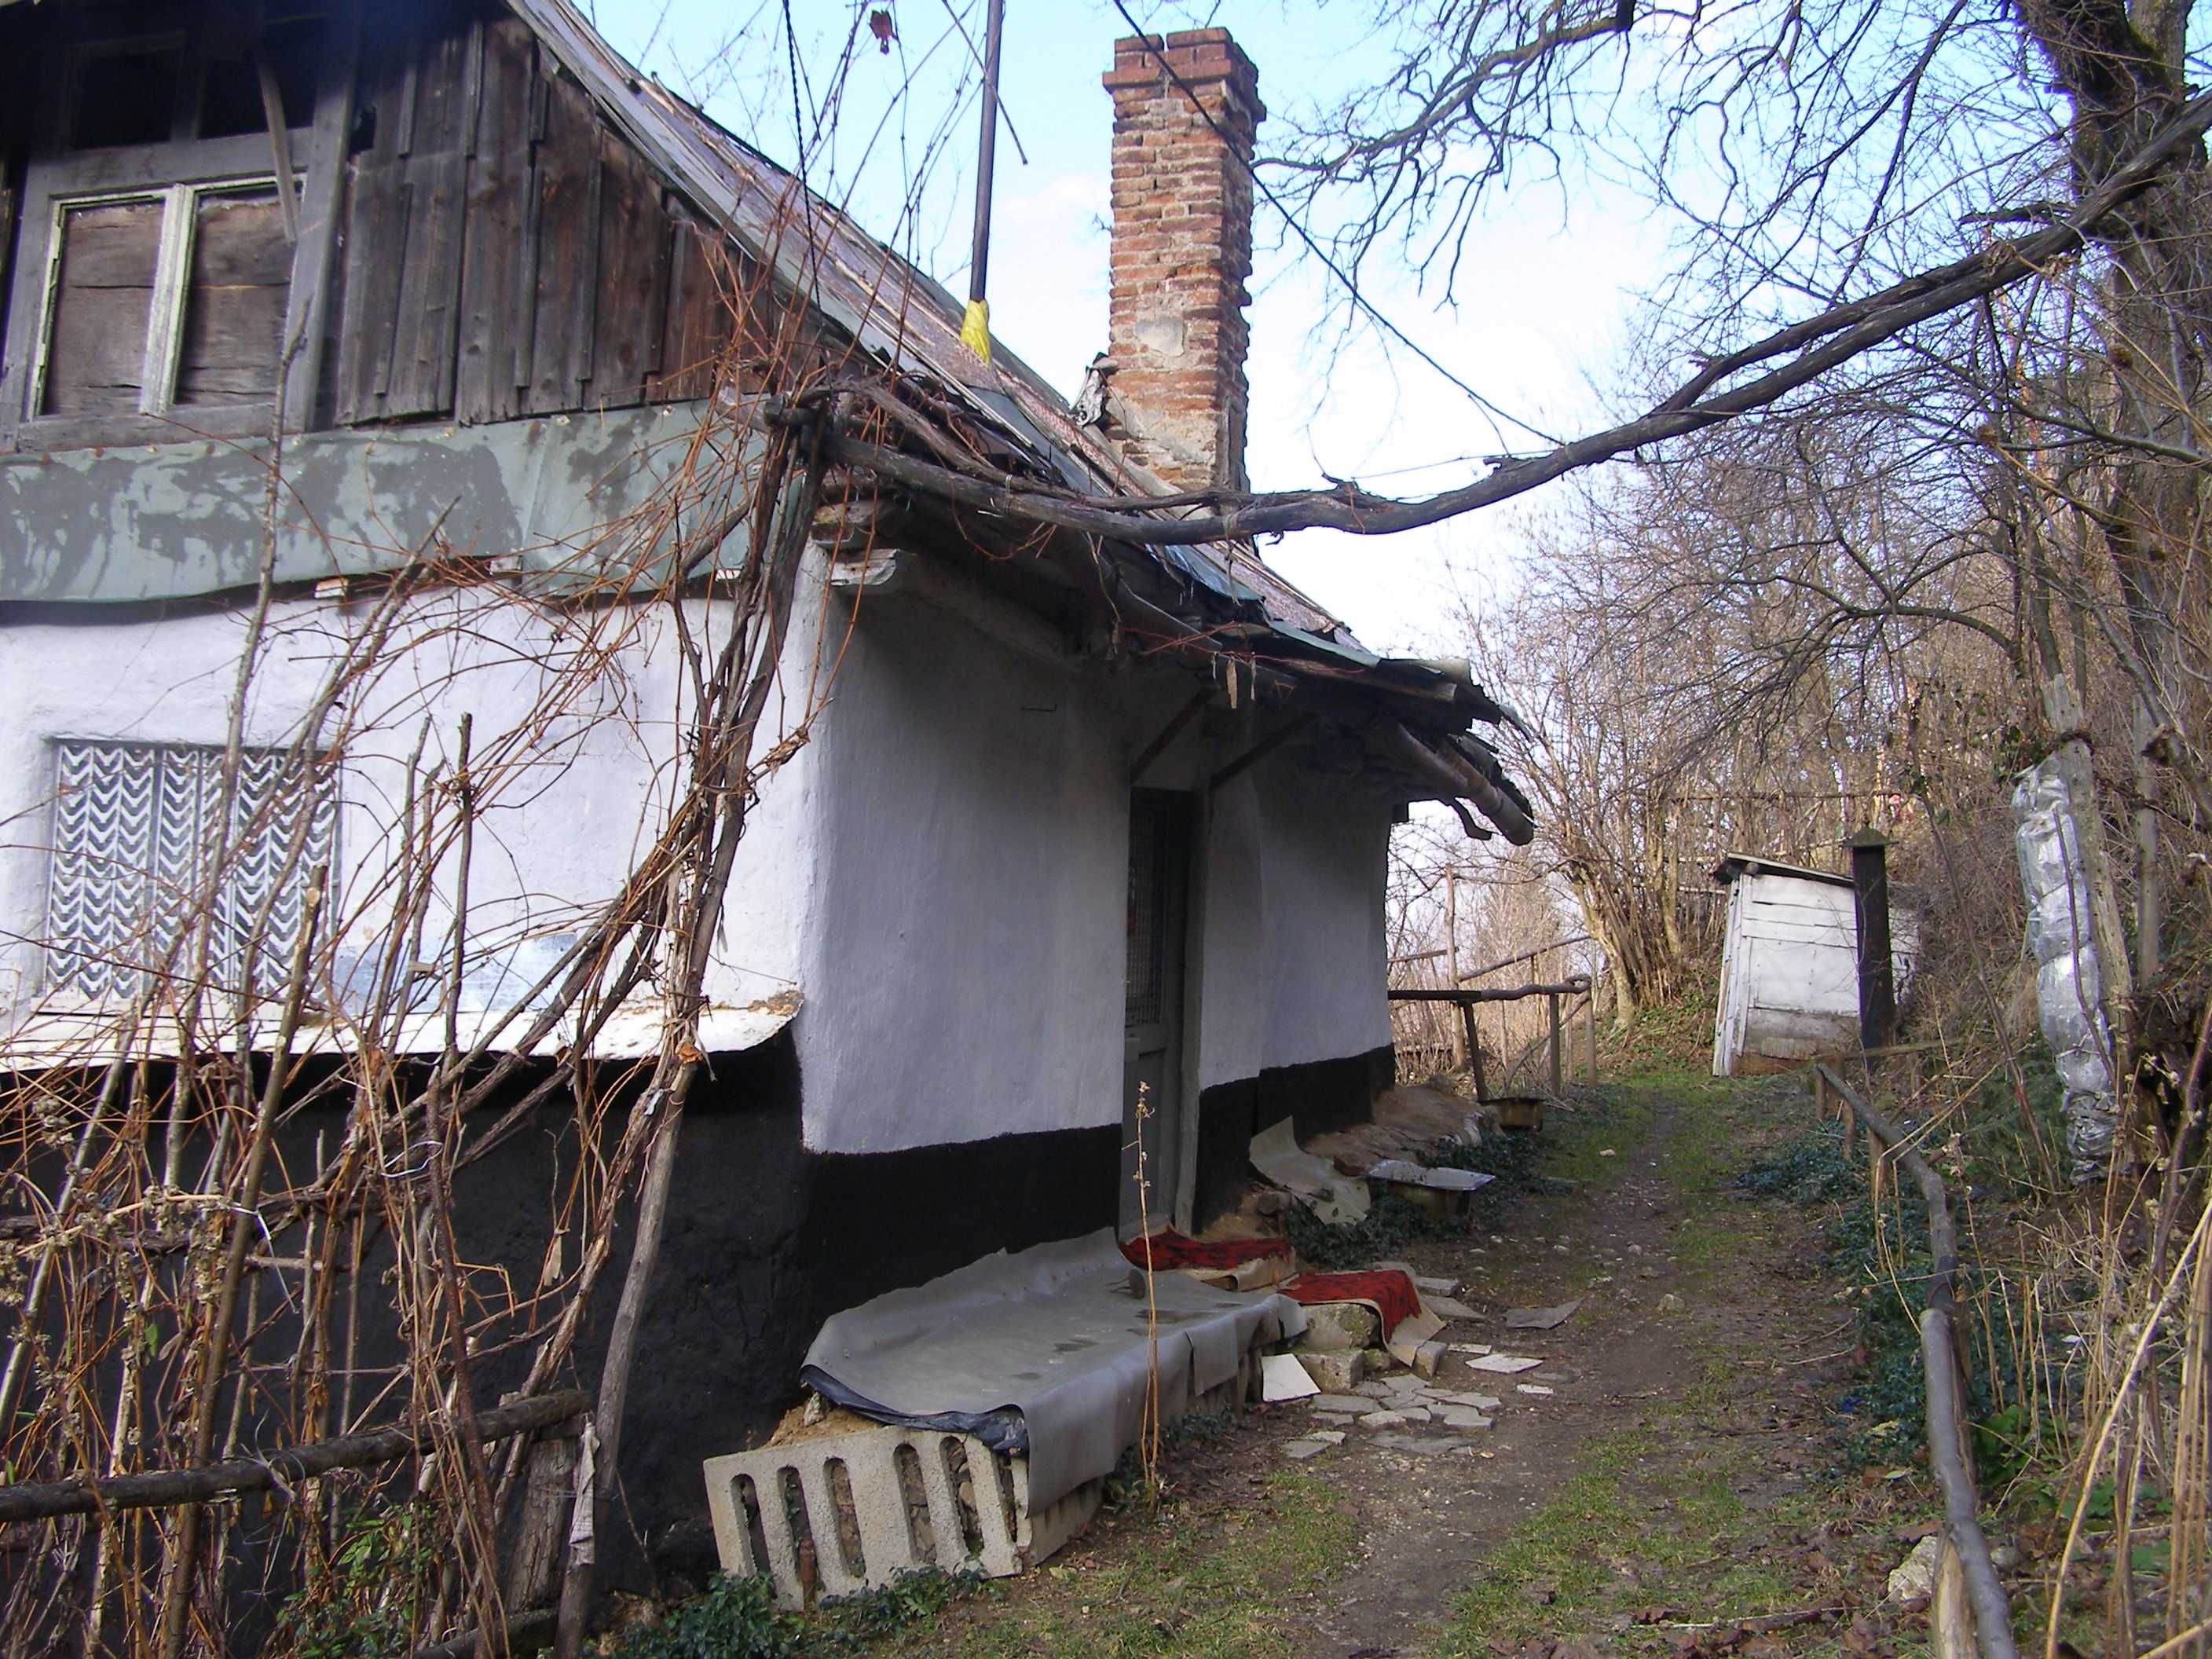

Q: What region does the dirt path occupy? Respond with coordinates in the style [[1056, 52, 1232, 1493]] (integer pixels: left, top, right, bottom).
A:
[[895, 1070, 1929, 1659]]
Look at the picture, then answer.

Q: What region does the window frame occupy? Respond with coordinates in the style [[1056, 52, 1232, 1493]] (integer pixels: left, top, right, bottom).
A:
[[0, 130, 310, 452]]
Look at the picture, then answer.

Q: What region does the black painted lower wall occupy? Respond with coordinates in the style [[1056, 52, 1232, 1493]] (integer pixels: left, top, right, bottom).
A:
[[628, 1045, 1121, 1581], [2, 1034, 1123, 1639], [1188, 1042, 1397, 1231], [8, 1035, 1373, 1632]]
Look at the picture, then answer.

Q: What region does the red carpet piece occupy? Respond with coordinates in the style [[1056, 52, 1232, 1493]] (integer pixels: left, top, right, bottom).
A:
[[1120, 1230, 1294, 1272], [1281, 1269, 1423, 1338]]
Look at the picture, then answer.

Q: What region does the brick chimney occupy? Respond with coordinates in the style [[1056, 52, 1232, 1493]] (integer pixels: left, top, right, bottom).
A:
[[1101, 31, 1262, 493]]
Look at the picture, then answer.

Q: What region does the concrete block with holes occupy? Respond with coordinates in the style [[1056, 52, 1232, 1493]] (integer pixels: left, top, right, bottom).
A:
[[702, 1426, 1101, 1606], [704, 1354, 1258, 1605]]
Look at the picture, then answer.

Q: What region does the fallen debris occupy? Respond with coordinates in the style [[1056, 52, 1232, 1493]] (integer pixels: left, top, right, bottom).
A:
[[1516, 1383, 1555, 1396], [1467, 1353, 1544, 1374], [1261, 1353, 1320, 1402], [1424, 1295, 1480, 1320], [1251, 1118, 1370, 1224], [1885, 1534, 1941, 1603], [1504, 1298, 1582, 1330], [1298, 1348, 1364, 1392]]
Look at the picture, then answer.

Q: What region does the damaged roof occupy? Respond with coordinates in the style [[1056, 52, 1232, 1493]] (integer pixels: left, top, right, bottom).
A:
[[507, 0, 1534, 838]]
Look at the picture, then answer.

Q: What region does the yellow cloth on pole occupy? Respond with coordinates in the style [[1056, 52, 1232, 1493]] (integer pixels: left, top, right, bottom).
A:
[[961, 298, 992, 363]]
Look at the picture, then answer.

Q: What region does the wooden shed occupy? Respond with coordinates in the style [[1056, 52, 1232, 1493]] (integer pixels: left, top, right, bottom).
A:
[[1711, 853, 1917, 1075]]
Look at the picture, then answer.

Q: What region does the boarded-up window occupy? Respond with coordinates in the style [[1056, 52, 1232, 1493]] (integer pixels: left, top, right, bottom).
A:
[[177, 189, 291, 405], [34, 180, 291, 419], [44, 740, 334, 1005], [40, 196, 163, 416]]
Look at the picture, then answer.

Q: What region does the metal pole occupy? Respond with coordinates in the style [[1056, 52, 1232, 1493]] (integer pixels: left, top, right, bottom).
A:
[[1547, 991, 1563, 1097], [1583, 982, 1599, 1082], [961, 0, 1007, 360]]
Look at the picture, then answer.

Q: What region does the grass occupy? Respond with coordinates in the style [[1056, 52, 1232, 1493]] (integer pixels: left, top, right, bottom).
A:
[[887, 1471, 1357, 1657]]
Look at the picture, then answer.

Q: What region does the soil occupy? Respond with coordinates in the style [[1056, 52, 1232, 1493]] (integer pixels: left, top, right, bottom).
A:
[[887, 1068, 1943, 1659]]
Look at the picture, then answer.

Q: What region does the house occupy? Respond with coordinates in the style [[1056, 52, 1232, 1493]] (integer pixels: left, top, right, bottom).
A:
[[1712, 851, 1917, 1075], [0, 0, 1531, 1617]]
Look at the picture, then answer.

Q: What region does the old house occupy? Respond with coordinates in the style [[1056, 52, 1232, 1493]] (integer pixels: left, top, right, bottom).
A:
[[0, 0, 1530, 1621]]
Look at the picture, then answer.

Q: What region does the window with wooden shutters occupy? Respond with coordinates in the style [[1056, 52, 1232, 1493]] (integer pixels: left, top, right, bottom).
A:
[[43, 741, 335, 1005]]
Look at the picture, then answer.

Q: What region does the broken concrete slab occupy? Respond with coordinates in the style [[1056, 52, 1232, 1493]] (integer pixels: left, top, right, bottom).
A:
[[1262, 1353, 1320, 1402], [1438, 1408, 1495, 1430], [1411, 1340, 1449, 1379], [1359, 1409, 1410, 1428], [1424, 1295, 1479, 1320], [1370, 1433, 1470, 1456], [1309, 1430, 1346, 1445], [1468, 1353, 1544, 1374], [1503, 1299, 1582, 1330], [1412, 1274, 1460, 1295], [1431, 1390, 1503, 1411], [1516, 1383, 1555, 1396], [1299, 1301, 1382, 1351], [1308, 1394, 1371, 1414], [1394, 1405, 1434, 1423], [1282, 1440, 1332, 1460], [1354, 1381, 1394, 1399], [1298, 1348, 1363, 1392]]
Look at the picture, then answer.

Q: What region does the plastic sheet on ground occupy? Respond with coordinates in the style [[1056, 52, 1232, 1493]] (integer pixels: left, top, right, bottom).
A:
[[798, 1229, 1307, 1511]]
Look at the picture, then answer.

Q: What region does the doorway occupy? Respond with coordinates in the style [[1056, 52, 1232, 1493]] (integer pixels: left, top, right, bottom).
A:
[[1121, 789, 1193, 1236]]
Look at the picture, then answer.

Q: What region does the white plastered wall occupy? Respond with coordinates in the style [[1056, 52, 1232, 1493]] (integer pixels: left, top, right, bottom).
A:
[[1190, 760, 1393, 1092], [794, 592, 1128, 1153], [0, 584, 822, 1041]]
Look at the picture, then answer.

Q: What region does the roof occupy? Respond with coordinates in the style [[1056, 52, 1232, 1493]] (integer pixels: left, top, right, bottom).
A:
[[511, 0, 1348, 643], [1712, 852, 1855, 890]]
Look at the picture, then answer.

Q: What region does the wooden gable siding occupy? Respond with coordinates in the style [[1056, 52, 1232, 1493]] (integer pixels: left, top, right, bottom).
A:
[[331, 9, 732, 427]]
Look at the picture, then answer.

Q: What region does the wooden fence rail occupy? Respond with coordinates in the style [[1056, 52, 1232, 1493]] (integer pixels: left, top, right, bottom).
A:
[[1389, 976, 1598, 1100], [0, 1387, 591, 1525], [1813, 1064, 2017, 1659]]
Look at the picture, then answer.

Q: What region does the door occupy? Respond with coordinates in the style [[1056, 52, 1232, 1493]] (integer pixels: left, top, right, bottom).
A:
[[1122, 790, 1192, 1236]]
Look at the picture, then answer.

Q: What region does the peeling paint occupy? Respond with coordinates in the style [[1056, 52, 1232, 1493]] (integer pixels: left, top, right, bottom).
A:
[[0, 405, 749, 602]]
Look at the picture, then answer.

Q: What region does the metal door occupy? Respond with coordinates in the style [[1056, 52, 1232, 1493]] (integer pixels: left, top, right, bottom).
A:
[[1121, 790, 1192, 1234]]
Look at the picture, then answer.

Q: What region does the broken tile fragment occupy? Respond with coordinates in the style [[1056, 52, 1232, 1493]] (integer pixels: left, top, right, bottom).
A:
[[1468, 1353, 1544, 1374], [1504, 1299, 1582, 1330], [1282, 1439, 1331, 1459]]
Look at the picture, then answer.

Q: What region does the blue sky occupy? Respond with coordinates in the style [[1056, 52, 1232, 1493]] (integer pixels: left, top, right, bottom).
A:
[[584, 0, 1666, 654]]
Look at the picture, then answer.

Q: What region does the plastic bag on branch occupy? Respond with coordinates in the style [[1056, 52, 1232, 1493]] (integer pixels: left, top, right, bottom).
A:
[[2012, 758, 2117, 1181]]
